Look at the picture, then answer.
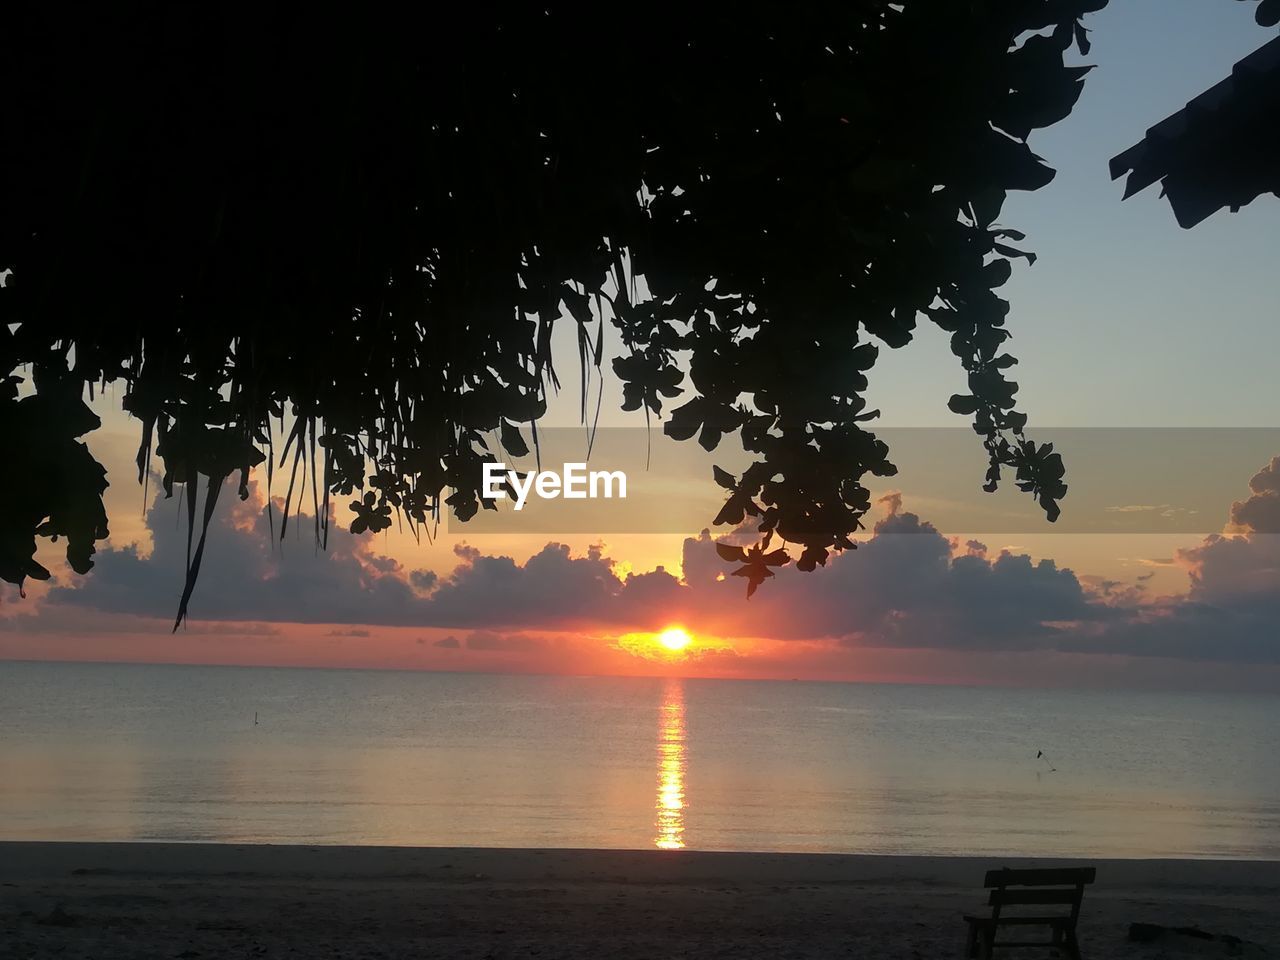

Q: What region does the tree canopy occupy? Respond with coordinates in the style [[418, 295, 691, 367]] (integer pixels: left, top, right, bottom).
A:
[[1112, 33, 1280, 228], [0, 1, 1102, 623]]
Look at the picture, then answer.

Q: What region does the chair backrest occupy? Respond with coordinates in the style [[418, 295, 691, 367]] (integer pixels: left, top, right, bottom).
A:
[[983, 867, 1096, 925]]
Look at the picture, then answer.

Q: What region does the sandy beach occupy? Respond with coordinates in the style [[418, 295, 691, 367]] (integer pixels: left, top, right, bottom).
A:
[[2, 843, 1278, 959]]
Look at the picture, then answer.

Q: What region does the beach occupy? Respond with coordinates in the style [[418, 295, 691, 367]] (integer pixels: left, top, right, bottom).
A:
[[2, 843, 1278, 959]]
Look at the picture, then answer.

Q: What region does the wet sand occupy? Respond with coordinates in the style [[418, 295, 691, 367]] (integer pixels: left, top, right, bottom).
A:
[[2, 843, 1278, 958]]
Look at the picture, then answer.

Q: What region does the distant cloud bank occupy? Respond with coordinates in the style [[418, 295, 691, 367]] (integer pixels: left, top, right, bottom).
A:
[[8, 456, 1280, 670]]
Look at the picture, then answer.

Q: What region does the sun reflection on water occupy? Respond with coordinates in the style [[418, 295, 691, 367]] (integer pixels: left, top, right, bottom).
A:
[[654, 679, 687, 850]]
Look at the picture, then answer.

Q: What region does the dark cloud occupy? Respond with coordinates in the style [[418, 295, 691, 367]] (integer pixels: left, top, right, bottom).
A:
[[409, 569, 438, 591], [12, 478, 1130, 653], [464, 630, 540, 651], [672, 510, 1104, 649], [26, 456, 1280, 668], [0, 600, 281, 638], [1230, 456, 1280, 533], [1067, 457, 1280, 664], [1179, 532, 1280, 605], [1064, 592, 1280, 664], [40, 481, 1100, 652], [1079, 575, 1148, 605], [410, 471, 1280, 666], [416, 541, 667, 630], [48, 481, 431, 626], [433, 635, 459, 649]]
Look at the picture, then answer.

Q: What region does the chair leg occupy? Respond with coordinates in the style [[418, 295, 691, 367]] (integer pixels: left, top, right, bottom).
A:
[[979, 927, 995, 960], [964, 923, 978, 959], [1065, 931, 1082, 960]]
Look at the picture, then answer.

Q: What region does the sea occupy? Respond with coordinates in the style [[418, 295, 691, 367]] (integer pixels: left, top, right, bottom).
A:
[[1, 660, 1277, 858]]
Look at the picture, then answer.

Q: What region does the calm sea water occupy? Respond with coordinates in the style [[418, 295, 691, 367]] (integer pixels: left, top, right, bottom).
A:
[[1, 660, 1278, 858]]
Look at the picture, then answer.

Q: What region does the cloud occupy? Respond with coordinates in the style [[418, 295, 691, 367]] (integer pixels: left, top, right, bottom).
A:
[[1105, 504, 1197, 519], [1065, 457, 1280, 664], [463, 630, 541, 651], [47, 481, 433, 626], [877, 491, 903, 516], [1230, 456, 1280, 533], [35, 480, 1101, 652], [409, 569, 438, 591], [1063, 588, 1280, 664], [671, 509, 1106, 650], [33, 479, 682, 633], [414, 541, 675, 630], [1079, 575, 1148, 605], [22, 454, 1280, 670], [1178, 533, 1280, 605], [404, 510, 1100, 652], [0, 600, 283, 638]]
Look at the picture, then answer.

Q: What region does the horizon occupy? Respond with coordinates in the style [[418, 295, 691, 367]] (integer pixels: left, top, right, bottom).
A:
[[13, 654, 1278, 696]]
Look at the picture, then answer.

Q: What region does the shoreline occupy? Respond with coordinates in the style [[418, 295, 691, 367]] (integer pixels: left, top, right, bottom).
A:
[[4, 842, 1279, 958], [5, 840, 1280, 882], [8, 656, 1280, 697]]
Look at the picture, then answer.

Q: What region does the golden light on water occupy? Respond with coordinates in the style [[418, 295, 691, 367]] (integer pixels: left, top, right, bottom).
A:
[[654, 679, 688, 850]]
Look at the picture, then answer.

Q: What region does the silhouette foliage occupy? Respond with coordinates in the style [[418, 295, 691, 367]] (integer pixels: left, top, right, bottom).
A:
[[0, 2, 1098, 622]]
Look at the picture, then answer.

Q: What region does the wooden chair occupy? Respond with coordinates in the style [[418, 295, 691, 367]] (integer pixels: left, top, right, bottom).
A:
[[963, 867, 1096, 959]]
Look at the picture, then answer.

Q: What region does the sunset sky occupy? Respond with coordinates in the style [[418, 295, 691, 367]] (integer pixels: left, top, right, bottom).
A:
[[3, 0, 1280, 690]]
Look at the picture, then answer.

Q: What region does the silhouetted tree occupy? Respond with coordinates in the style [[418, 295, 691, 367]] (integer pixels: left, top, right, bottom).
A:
[[2, 2, 1099, 622], [1112, 9, 1279, 227]]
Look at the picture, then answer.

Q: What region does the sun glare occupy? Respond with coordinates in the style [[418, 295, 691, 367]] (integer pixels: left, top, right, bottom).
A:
[[616, 626, 731, 665], [657, 627, 692, 652]]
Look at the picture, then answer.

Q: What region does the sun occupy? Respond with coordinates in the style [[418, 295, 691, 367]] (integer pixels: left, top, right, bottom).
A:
[[657, 627, 692, 652]]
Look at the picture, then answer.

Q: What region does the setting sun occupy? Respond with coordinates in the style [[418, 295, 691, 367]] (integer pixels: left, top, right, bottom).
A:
[[657, 628, 692, 652], [615, 626, 729, 665]]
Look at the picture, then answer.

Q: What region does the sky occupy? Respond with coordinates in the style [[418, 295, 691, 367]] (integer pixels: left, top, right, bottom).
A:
[[3, 1, 1280, 690]]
